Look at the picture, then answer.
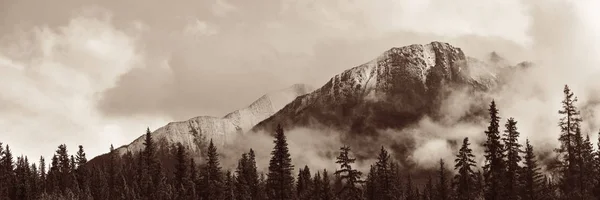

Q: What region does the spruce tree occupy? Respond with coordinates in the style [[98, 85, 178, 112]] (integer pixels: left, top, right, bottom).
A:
[[405, 174, 415, 200], [247, 149, 260, 199], [579, 134, 595, 198], [375, 146, 393, 200], [424, 174, 434, 200], [108, 144, 117, 200], [75, 145, 89, 195], [556, 85, 581, 198], [520, 139, 544, 200], [313, 171, 323, 200], [224, 170, 236, 200], [436, 159, 449, 200], [454, 137, 477, 200], [174, 143, 188, 191], [594, 132, 600, 198], [335, 145, 363, 200], [235, 152, 251, 200], [203, 139, 224, 200], [266, 124, 295, 200], [364, 165, 378, 200], [482, 100, 505, 200], [503, 118, 523, 199], [297, 165, 313, 200], [0, 144, 14, 198], [39, 156, 46, 195], [322, 169, 333, 200]]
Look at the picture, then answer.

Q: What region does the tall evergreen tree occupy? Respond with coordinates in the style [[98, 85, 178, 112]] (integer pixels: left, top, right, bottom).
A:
[[108, 144, 117, 200], [556, 85, 581, 199], [141, 127, 163, 199], [364, 165, 378, 200], [55, 144, 72, 194], [454, 137, 477, 200], [335, 145, 363, 200], [203, 139, 224, 200], [436, 159, 449, 200], [519, 139, 544, 200], [503, 118, 523, 199], [405, 174, 415, 200], [482, 100, 506, 200], [75, 145, 89, 195], [578, 134, 595, 198], [297, 165, 313, 200], [266, 124, 295, 200], [39, 156, 46, 195], [322, 169, 333, 200], [424, 174, 434, 200], [224, 170, 235, 200], [0, 144, 15, 198], [375, 146, 395, 200], [313, 171, 323, 200], [594, 132, 600, 198]]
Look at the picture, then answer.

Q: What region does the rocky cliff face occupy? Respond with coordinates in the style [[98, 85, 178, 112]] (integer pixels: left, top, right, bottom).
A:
[[114, 84, 313, 156], [251, 42, 498, 135]]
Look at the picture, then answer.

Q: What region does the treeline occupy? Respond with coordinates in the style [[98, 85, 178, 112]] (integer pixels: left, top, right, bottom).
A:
[[1, 85, 600, 200]]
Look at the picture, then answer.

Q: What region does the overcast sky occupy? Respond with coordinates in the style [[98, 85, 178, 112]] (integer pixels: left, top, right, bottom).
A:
[[1, 0, 599, 160]]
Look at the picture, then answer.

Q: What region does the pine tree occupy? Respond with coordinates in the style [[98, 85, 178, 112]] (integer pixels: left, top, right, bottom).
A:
[[322, 169, 333, 200], [482, 100, 506, 200], [364, 165, 378, 200], [313, 171, 323, 200], [453, 137, 477, 200], [203, 139, 224, 200], [108, 144, 117, 199], [189, 158, 198, 200], [247, 149, 260, 199], [503, 118, 523, 199], [141, 127, 163, 199], [47, 155, 59, 195], [594, 132, 600, 198], [257, 173, 268, 200], [297, 165, 313, 200], [519, 139, 544, 200], [235, 152, 251, 200], [266, 124, 295, 200], [174, 143, 188, 191], [375, 146, 393, 200], [405, 174, 415, 200], [0, 144, 15, 199], [75, 145, 89, 195], [579, 134, 595, 198], [39, 156, 46, 195], [335, 145, 363, 200], [224, 170, 235, 200], [556, 85, 581, 199], [424, 174, 434, 200], [55, 144, 73, 194], [389, 162, 403, 198], [436, 159, 449, 200], [174, 143, 194, 200]]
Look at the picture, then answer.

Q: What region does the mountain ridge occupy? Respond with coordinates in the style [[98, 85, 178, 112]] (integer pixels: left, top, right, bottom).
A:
[[113, 83, 313, 156]]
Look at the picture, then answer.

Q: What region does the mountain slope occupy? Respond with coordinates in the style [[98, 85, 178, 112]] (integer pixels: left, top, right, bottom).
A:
[[113, 83, 313, 156], [251, 42, 497, 136]]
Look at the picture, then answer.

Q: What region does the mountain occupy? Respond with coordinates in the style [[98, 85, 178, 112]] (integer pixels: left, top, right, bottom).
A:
[[251, 41, 500, 139], [112, 83, 313, 156]]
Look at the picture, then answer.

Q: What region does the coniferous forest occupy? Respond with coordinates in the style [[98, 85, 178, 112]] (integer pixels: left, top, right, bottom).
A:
[[1, 85, 600, 200]]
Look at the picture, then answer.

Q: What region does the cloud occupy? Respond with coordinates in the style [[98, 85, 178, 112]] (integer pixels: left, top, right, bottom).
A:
[[0, 10, 170, 160]]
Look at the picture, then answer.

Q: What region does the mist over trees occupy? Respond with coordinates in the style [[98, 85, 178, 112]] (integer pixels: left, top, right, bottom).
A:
[[1, 85, 600, 200]]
